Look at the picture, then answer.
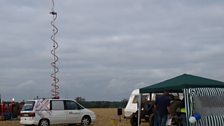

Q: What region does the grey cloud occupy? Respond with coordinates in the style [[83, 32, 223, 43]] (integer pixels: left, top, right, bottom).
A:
[[1, 0, 224, 101]]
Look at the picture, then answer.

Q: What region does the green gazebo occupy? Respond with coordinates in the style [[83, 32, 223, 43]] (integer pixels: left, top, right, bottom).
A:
[[139, 74, 224, 126]]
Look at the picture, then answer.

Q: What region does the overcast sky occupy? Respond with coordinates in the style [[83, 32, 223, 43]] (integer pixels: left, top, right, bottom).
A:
[[0, 0, 224, 101]]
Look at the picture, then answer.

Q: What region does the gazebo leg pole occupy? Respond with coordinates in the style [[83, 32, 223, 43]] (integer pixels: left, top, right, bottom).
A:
[[138, 94, 141, 126]]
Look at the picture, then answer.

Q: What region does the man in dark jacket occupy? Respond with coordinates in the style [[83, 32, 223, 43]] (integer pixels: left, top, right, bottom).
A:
[[154, 91, 171, 126]]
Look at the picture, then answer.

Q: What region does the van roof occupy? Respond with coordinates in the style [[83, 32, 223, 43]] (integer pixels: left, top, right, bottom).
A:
[[26, 98, 77, 102]]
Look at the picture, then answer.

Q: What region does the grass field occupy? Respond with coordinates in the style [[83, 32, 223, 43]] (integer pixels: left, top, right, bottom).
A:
[[0, 108, 150, 126]]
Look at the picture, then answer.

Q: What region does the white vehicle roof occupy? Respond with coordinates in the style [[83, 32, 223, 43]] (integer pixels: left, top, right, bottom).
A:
[[131, 89, 139, 95]]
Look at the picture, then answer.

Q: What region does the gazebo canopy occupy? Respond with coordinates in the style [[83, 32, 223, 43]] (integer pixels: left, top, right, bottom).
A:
[[140, 74, 224, 93]]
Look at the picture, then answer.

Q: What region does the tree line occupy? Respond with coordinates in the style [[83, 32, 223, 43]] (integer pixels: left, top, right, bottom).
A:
[[75, 97, 128, 108]]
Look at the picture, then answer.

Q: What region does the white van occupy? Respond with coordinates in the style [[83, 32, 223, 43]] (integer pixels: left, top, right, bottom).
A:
[[124, 89, 154, 118], [20, 99, 96, 126]]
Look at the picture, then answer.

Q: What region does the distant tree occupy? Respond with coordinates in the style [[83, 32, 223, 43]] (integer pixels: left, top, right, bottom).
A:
[[121, 98, 128, 107], [75, 96, 86, 103]]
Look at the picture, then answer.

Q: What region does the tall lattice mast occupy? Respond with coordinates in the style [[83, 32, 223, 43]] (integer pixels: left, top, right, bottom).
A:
[[50, 0, 59, 99]]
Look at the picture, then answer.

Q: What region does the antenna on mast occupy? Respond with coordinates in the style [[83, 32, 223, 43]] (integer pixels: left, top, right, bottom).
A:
[[50, 0, 59, 99]]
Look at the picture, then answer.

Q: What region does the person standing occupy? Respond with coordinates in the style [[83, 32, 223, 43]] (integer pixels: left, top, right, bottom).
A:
[[154, 91, 171, 126]]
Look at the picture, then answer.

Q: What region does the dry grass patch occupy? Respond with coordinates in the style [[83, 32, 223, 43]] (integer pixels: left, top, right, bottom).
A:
[[90, 108, 149, 126]]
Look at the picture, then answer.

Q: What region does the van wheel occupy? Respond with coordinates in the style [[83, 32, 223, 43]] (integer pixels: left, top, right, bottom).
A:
[[38, 119, 49, 126], [81, 116, 91, 126]]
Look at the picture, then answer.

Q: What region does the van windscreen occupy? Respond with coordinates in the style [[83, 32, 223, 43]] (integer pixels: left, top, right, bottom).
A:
[[22, 101, 35, 111]]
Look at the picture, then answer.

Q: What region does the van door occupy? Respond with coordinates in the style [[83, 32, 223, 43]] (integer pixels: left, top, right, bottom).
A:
[[64, 100, 83, 123], [50, 100, 67, 124]]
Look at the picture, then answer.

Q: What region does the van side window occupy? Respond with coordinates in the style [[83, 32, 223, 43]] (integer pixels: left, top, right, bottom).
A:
[[51, 100, 64, 110], [64, 100, 82, 110], [132, 95, 139, 103], [132, 95, 150, 103]]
